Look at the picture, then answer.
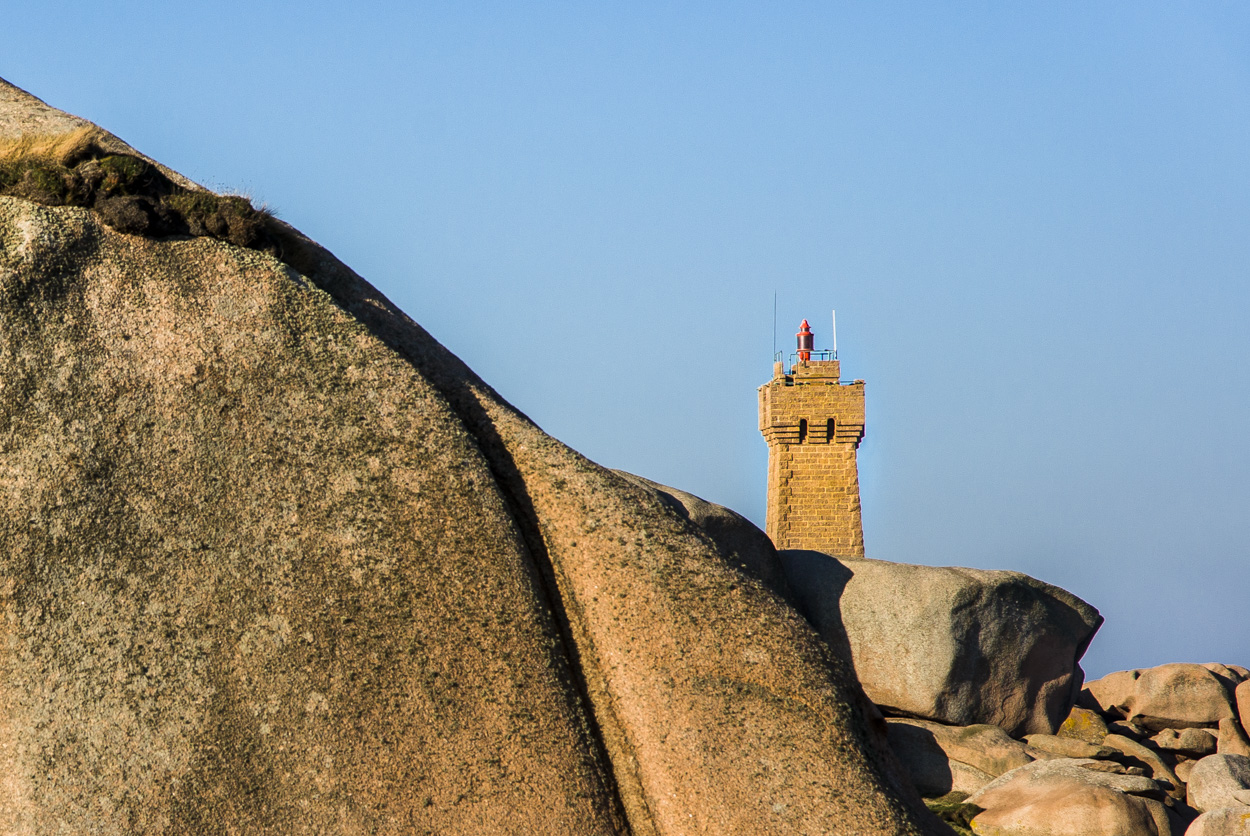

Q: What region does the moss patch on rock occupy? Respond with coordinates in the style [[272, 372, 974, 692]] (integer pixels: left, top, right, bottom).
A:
[[924, 796, 982, 836], [0, 126, 284, 258]]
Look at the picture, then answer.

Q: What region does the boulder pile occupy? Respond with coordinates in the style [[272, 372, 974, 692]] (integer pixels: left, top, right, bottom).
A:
[[640, 479, 1250, 835], [886, 663, 1250, 835]]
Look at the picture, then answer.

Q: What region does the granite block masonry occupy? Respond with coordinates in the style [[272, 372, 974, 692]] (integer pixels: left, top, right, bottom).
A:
[[758, 358, 865, 555]]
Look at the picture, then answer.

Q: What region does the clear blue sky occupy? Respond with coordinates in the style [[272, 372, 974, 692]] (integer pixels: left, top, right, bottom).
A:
[[6, 2, 1249, 679]]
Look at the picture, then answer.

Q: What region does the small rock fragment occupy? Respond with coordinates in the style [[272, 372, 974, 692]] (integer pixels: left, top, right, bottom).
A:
[[1058, 705, 1109, 744], [1023, 746, 1062, 761], [1079, 761, 1130, 774], [1220, 718, 1250, 758], [1107, 719, 1149, 740], [1023, 733, 1119, 760]]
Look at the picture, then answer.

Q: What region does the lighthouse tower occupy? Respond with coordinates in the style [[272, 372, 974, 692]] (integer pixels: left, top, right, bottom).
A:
[[758, 319, 865, 555]]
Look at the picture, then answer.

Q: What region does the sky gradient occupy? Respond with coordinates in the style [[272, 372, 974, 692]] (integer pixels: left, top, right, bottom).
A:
[[5, 2, 1249, 678]]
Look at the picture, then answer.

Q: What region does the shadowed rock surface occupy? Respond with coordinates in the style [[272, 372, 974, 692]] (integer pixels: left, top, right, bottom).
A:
[[1100, 734, 1185, 800], [884, 720, 1012, 797], [887, 719, 1032, 781], [0, 79, 949, 834], [780, 551, 1102, 737]]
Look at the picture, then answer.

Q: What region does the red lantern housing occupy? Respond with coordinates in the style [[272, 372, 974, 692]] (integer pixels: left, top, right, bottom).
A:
[[796, 319, 814, 362]]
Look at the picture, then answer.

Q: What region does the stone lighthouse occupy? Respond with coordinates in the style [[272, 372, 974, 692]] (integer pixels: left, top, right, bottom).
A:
[[758, 319, 865, 555]]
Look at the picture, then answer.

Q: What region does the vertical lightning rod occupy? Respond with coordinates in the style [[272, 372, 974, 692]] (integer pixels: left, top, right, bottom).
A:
[[832, 309, 838, 359]]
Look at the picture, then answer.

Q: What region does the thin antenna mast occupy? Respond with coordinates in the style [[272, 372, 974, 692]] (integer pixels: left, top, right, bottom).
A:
[[832, 309, 837, 359]]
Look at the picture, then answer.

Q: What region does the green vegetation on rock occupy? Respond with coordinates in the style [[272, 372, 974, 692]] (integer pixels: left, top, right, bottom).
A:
[[0, 125, 284, 258], [924, 796, 983, 836]]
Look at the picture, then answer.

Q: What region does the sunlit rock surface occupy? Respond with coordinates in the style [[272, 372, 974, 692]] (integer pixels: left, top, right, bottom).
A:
[[0, 78, 945, 835]]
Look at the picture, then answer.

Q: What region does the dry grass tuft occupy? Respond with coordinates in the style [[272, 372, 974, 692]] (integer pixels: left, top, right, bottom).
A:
[[0, 126, 110, 167], [0, 127, 293, 262]]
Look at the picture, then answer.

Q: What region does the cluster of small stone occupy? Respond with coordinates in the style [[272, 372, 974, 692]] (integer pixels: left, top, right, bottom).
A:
[[888, 662, 1250, 835]]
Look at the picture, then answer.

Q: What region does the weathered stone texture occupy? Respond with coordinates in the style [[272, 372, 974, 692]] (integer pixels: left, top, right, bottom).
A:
[[1187, 807, 1250, 836], [1100, 734, 1185, 799], [1059, 706, 1112, 744], [967, 759, 1176, 836], [885, 718, 1029, 797], [1084, 664, 1239, 731], [780, 552, 1102, 736], [758, 359, 865, 555], [1188, 755, 1250, 813]]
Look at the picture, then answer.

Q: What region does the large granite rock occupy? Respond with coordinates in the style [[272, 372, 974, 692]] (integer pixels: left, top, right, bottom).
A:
[[780, 552, 1102, 736], [965, 758, 1175, 836], [1187, 807, 1250, 836], [1188, 755, 1250, 813], [0, 79, 946, 835], [1083, 664, 1239, 732], [628, 474, 1102, 739]]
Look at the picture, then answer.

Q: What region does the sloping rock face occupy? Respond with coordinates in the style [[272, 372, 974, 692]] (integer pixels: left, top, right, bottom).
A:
[[887, 718, 1032, 783], [0, 80, 946, 835], [780, 552, 1102, 737], [884, 718, 1027, 797], [612, 471, 791, 597]]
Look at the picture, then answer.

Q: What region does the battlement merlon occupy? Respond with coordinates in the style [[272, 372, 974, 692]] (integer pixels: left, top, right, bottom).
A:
[[790, 359, 841, 381], [758, 362, 866, 446]]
